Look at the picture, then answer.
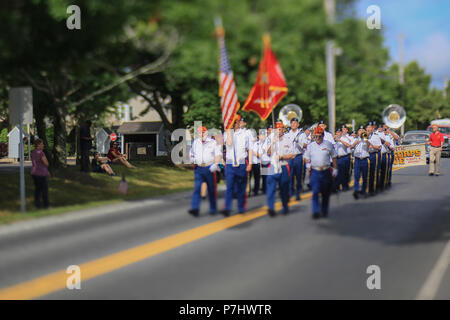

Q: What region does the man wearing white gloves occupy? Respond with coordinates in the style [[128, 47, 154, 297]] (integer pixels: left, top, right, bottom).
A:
[[188, 126, 222, 217], [303, 126, 338, 220]]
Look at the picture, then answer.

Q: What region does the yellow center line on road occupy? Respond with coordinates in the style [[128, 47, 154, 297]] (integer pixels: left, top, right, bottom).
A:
[[0, 166, 405, 300]]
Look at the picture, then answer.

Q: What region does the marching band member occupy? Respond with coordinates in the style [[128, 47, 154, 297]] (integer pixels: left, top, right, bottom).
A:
[[265, 122, 295, 216], [333, 127, 351, 192], [319, 120, 336, 145], [340, 125, 353, 189], [351, 127, 370, 199], [303, 126, 338, 219], [249, 131, 263, 196], [300, 126, 312, 189], [383, 124, 399, 187], [254, 129, 270, 194], [371, 121, 383, 192], [286, 118, 307, 200], [222, 115, 253, 216], [188, 126, 222, 217], [366, 123, 382, 196], [378, 126, 394, 190]]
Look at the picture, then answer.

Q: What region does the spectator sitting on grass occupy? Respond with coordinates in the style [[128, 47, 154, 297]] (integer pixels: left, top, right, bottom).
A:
[[107, 141, 136, 168], [92, 152, 116, 176]]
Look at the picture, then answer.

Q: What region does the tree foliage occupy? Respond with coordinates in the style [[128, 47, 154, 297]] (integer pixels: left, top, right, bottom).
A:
[[0, 0, 448, 167]]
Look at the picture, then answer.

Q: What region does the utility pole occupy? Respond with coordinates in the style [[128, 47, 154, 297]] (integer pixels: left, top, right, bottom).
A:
[[324, 0, 336, 134], [444, 76, 448, 99], [398, 34, 405, 136]]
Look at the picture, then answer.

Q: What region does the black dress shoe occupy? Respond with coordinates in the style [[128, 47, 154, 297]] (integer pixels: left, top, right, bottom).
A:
[[312, 213, 320, 220], [353, 191, 359, 200], [268, 209, 276, 217], [220, 209, 230, 217], [429, 173, 434, 176], [188, 209, 199, 217], [295, 195, 301, 201]]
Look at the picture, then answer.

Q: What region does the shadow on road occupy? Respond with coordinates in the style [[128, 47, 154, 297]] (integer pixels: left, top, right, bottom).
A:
[[314, 196, 450, 245]]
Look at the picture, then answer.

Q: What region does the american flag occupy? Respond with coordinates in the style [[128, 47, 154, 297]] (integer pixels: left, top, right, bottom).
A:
[[217, 23, 240, 130]]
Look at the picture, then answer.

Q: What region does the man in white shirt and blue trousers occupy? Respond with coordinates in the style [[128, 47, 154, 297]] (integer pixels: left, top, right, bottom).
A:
[[188, 126, 222, 217], [333, 127, 350, 192], [265, 122, 295, 216], [287, 118, 305, 201], [351, 127, 370, 199], [367, 123, 382, 196], [222, 116, 253, 216], [303, 126, 338, 219]]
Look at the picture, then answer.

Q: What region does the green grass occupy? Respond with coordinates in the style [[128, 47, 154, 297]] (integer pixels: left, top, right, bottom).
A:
[[0, 159, 194, 225]]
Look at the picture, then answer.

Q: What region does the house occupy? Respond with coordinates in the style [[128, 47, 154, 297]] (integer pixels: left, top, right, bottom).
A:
[[117, 121, 168, 160]]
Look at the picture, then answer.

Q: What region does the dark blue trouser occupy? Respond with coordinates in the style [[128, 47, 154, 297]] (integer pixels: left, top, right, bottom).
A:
[[376, 150, 382, 191], [354, 158, 368, 195], [310, 169, 332, 215], [368, 152, 379, 193], [334, 156, 347, 191], [388, 150, 394, 184], [266, 165, 290, 213], [379, 153, 388, 190], [289, 154, 303, 197], [261, 162, 270, 193], [191, 166, 217, 213], [249, 163, 261, 195], [225, 164, 247, 213]]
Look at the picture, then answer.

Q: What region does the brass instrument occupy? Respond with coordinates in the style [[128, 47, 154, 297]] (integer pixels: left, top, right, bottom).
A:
[[361, 131, 369, 142], [279, 104, 302, 127], [382, 104, 406, 129]]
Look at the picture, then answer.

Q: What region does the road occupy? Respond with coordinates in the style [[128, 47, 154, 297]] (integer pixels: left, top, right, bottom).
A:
[[0, 160, 449, 300]]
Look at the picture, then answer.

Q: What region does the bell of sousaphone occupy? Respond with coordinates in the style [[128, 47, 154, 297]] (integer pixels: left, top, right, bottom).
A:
[[382, 104, 406, 129], [279, 104, 302, 127]]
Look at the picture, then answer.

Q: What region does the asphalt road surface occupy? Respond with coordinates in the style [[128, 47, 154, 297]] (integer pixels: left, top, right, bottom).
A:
[[0, 159, 449, 300]]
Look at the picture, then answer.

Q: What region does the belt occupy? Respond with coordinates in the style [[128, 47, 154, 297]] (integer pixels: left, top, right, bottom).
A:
[[431, 145, 441, 148], [355, 157, 368, 160], [197, 163, 213, 167], [369, 151, 378, 154], [337, 155, 347, 159], [312, 165, 330, 171]]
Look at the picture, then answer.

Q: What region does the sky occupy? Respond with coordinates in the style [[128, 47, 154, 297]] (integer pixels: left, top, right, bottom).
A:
[[355, 0, 450, 89]]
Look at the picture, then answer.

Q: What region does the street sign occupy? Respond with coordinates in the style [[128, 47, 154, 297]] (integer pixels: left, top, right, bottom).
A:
[[9, 87, 33, 126], [8, 87, 32, 213], [110, 133, 117, 141]]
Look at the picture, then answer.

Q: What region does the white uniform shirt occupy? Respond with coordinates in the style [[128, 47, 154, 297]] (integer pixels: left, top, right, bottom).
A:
[[368, 133, 382, 153], [189, 137, 222, 165], [257, 137, 271, 164], [324, 131, 336, 145], [263, 134, 294, 174], [380, 132, 394, 153], [251, 140, 261, 164], [286, 129, 304, 155], [303, 140, 336, 167], [334, 138, 348, 157], [340, 134, 352, 154], [353, 138, 370, 158], [223, 129, 252, 165]]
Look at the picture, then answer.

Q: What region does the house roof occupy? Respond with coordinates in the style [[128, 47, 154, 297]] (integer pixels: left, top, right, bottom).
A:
[[117, 121, 164, 134]]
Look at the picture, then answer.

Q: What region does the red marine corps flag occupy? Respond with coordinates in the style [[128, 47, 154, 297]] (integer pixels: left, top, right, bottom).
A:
[[242, 35, 288, 120], [215, 17, 240, 130]]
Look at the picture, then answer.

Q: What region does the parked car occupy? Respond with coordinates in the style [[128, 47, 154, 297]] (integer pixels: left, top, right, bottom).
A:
[[402, 131, 431, 163]]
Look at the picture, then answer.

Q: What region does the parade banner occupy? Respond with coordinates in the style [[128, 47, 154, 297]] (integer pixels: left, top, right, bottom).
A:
[[393, 144, 426, 168]]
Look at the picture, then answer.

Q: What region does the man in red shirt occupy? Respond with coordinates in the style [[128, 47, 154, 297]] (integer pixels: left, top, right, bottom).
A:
[[428, 124, 444, 176]]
